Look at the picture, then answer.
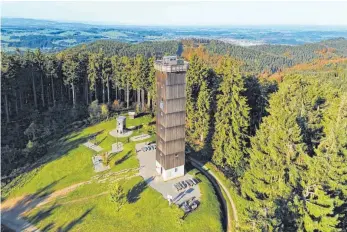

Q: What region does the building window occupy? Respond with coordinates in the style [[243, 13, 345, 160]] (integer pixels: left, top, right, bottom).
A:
[[175, 168, 178, 172]]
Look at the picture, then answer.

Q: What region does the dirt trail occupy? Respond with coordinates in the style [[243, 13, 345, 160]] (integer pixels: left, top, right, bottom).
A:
[[1, 169, 139, 231], [1, 181, 90, 211], [1, 180, 91, 232], [189, 157, 239, 232]]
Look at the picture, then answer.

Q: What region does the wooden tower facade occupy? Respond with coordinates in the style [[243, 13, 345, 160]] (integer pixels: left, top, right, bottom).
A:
[[154, 56, 189, 181]]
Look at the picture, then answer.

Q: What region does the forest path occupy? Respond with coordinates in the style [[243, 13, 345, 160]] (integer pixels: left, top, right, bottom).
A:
[[1, 168, 139, 232], [1, 181, 90, 232], [188, 157, 239, 232]]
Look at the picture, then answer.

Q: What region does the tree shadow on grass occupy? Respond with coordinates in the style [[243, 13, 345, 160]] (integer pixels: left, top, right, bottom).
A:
[[2, 177, 65, 231], [95, 136, 107, 146], [1, 131, 94, 188], [57, 207, 94, 232], [24, 203, 60, 225], [41, 222, 55, 231], [127, 180, 148, 203], [114, 152, 131, 166]]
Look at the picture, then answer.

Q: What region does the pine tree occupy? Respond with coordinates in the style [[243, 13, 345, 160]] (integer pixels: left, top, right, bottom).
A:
[[88, 52, 102, 102], [109, 183, 127, 212], [241, 77, 309, 230], [147, 57, 156, 111], [185, 54, 213, 152], [212, 57, 250, 176], [24, 50, 38, 109], [102, 56, 112, 104], [196, 80, 211, 146], [44, 55, 58, 107], [314, 93, 347, 230], [111, 55, 120, 100], [62, 54, 79, 108], [33, 49, 46, 108]]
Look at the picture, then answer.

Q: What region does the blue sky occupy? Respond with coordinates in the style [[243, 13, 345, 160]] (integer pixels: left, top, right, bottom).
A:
[[2, 1, 347, 26]]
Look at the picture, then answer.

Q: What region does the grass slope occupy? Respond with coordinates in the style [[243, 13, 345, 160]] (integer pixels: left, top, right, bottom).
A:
[[3, 114, 223, 232]]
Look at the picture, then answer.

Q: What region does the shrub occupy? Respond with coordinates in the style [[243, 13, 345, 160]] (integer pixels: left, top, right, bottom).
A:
[[101, 104, 109, 119], [112, 100, 120, 111], [109, 183, 127, 211], [88, 100, 101, 119]]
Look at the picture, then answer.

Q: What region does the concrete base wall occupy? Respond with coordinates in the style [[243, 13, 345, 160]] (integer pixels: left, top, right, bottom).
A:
[[156, 161, 184, 181]]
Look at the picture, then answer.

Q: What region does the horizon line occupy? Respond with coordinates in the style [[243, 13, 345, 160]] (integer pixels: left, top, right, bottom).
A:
[[2, 17, 347, 28]]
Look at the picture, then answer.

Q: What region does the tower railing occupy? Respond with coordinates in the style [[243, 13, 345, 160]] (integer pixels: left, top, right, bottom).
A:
[[154, 60, 189, 73]]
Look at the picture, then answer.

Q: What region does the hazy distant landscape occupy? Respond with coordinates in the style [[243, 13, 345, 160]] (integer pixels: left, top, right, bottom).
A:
[[2, 18, 347, 52]]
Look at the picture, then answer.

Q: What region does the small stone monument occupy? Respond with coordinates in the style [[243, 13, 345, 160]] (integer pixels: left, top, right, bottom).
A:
[[116, 116, 126, 134], [128, 111, 136, 119]]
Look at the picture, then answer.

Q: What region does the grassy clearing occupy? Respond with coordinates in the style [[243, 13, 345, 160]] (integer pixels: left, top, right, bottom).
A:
[[4, 114, 153, 198], [4, 114, 223, 231], [24, 171, 222, 232]]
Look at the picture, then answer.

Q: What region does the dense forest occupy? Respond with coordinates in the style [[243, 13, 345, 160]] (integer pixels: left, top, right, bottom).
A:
[[67, 38, 347, 73], [1, 39, 347, 230]]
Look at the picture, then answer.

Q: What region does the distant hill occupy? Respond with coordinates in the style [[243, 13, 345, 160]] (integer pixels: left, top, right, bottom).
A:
[[2, 17, 347, 52], [1, 17, 91, 29], [63, 40, 182, 58], [199, 38, 347, 72], [62, 38, 347, 73]]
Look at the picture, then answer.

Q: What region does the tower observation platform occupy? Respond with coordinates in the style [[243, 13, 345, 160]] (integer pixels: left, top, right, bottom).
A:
[[154, 56, 189, 181]]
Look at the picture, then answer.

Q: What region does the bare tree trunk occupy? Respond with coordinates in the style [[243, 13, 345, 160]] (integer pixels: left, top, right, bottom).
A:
[[51, 75, 55, 107], [60, 80, 64, 103], [14, 91, 19, 115], [126, 81, 129, 108], [137, 88, 141, 110], [85, 77, 89, 105], [141, 89, 145, 111], [95, 80, 98, 102], [115, 81, 118, 100], [47, 85, 51, 106], [72, 83, 76, 108], [107, 76, 110, 104], [5, 94, 10, 123], [40, 74, 45, 107], [68, 85, 71, 102], [102, 82, 106, 104], [32, 72, 38, 109], [19, 91, 23, 110], [147, 92, 151, 109]]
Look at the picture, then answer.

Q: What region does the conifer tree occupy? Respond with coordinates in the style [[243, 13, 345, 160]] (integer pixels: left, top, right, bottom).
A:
[[185, 54, 213, 152], [212, 57, 250, 176], [34, 49, 46, 108], [241, 77, 309, 230], [62, 54, 79, 108], [102, 56, 112, 104], [147, 57, 156, 111]]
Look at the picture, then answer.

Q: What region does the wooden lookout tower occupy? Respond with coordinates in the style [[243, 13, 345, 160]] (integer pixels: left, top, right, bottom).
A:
[[154, 56, 189, 181]]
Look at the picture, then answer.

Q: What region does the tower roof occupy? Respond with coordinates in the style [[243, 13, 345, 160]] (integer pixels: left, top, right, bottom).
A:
[[117, 116, 126, 122]]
